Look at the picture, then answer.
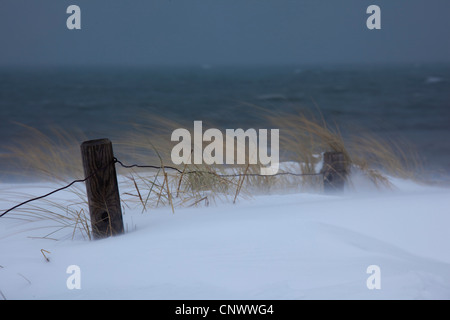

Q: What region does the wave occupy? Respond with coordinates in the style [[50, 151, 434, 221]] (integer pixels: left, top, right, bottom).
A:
[[425, 76, 445, 84]]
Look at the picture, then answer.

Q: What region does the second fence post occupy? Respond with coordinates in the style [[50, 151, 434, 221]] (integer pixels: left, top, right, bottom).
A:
[[81, 138, 124, 239], [321, 151, 348, 193]]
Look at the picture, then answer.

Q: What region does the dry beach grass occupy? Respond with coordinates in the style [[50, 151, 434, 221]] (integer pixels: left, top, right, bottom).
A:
[[1, 109, 424, 240]]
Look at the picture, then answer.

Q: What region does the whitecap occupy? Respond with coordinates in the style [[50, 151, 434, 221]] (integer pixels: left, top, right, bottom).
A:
[[425, 76, 444, 84]]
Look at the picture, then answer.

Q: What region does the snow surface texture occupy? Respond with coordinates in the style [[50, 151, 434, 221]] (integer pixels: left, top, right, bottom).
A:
[[0, 174, 449, 300]]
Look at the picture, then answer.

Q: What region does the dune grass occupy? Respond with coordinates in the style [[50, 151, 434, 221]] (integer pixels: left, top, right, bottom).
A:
[[1, 109, 424, 240], [263, 108, 423, 188]]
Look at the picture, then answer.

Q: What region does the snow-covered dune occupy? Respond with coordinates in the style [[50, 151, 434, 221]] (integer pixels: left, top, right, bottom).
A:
[[0, 177, 449, 300]]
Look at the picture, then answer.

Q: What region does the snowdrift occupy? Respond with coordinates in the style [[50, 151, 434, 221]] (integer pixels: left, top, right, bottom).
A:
[[0, 175, 449, 300]]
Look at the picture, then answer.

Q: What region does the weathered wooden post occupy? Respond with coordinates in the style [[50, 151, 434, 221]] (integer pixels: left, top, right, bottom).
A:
[[321, 151, 348, 193], [81, 139, 124, 239]]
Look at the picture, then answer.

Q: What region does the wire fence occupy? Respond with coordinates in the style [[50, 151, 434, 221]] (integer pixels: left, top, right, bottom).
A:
[[0, 157, 323, 218]]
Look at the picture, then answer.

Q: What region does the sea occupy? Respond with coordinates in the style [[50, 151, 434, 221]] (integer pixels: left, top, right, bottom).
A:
[[0, 64, 449, 182]]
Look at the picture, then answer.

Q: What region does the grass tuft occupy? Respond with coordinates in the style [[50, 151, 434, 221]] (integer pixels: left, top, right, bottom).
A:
[[1, 109, 425, 240]]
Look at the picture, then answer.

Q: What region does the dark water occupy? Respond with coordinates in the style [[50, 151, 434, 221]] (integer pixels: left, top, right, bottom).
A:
[[0, 64, 449, 180]]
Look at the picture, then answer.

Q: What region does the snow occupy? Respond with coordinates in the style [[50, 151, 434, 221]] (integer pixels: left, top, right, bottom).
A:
[[1, 175, 450, 300]]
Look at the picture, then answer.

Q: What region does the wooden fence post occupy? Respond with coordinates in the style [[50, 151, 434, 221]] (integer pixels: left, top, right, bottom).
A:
[[321, 151, 348, 193], [81, 139, 124, 239]]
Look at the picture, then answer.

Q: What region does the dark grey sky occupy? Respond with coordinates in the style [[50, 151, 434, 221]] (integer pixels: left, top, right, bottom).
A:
[[1, 0, 450, 66]]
